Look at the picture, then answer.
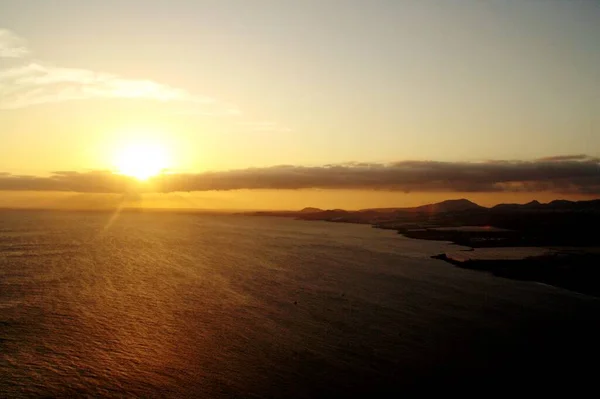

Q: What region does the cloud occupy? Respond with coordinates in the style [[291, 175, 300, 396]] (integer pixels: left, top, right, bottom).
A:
[[0, 62, 240, 114], [0, 29, 29, 58], [0, 28, 238, 115], [536, 154, 590, 162], [0, 171, 137, 192], [0, 27, 297, 128], [1, 156, 599, 194]]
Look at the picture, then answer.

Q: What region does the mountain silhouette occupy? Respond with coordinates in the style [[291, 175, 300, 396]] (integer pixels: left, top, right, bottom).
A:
[[247, 198, 600, 221], [410, 198, 483, 213], [299, 207, 323, 213]]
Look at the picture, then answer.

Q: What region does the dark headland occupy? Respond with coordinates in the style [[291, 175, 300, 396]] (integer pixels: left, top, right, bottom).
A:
[[246, 199, 600, 297]]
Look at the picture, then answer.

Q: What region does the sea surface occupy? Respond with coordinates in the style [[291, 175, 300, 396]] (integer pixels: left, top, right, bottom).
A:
[[1, 211, 598, 397]]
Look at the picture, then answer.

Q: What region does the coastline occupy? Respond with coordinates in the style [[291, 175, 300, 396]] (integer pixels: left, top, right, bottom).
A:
[[381, 225, 600, 298], [341, 219, 600, 298], [429, 250, 600, 298], [245, 199, 600, 297]]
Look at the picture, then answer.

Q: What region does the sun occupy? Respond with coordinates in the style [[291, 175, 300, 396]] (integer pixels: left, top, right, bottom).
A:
[[114, 141, 170, 180]]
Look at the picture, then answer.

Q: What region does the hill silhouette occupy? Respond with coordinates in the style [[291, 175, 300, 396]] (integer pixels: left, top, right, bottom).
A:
[[245, 198, 600, 297], [299, 207, 323, 213], [409, 198, 483, 213], [245, 198, 600, 247], [248, 198, 600, 220], [358, 198, 482, 213]]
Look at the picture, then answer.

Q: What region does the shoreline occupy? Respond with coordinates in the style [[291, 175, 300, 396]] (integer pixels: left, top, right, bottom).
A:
[[313, 218, 600, 298], [430, 251, 600, 298]]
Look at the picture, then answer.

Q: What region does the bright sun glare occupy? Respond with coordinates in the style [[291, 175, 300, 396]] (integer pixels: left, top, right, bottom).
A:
[[114, 142, 170, 180]]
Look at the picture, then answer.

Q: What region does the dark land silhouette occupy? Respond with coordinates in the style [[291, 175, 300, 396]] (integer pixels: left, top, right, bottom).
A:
[[247, 198, 600, 296]]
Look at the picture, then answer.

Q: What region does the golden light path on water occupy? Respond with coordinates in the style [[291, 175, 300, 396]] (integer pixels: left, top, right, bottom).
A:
[[1, 212, 599, 397]]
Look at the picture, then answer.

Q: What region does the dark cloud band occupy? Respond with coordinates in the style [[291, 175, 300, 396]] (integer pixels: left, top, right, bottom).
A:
[[0, 155, 598, 194]]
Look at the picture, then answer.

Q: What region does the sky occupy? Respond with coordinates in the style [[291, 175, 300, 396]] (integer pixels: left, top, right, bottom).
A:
[[0, 0, 599, 209]]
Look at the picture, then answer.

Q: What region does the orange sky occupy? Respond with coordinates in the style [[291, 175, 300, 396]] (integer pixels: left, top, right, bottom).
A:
[[0, 190, 596, 211], [1, 1, 599, 209]]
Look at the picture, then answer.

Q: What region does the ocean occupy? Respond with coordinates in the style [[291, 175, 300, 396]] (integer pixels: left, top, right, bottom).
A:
[[1, 210, 598, 397]]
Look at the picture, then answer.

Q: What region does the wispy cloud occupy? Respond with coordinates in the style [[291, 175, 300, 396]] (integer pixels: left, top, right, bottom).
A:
[[1, 156, 599, 194], [0, 29, 29, 58], [0, 28, 237, 115], [536, 154, 590, 162], [0, 27, 295, 130], [0, 62, 226, 111]]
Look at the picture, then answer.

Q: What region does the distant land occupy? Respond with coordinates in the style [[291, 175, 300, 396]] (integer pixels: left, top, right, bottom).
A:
[[245, 198, 600, 246], [246, 198, 600, 297], [3, 198, 600, 297]]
